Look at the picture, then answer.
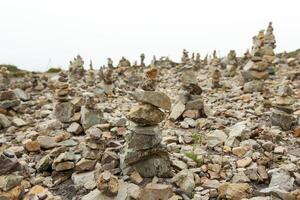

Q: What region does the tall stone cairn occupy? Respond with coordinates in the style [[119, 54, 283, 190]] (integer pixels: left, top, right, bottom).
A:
[[242, 22, 276, 93], [120, 74, 172, 178], [69, 55, 85, 81], [53, 72, 75, 123]]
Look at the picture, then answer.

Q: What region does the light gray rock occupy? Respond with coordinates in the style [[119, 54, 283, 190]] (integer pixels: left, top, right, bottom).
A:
[[81, 106, 106, 130], [131, 91, 171, 111], [172, 169, 195, 196], [206, 130, 228, 148]]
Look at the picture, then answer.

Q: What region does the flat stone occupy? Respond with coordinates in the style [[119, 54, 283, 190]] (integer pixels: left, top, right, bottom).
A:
[[237, 157, 252, 168], [12, 117, 27, 127], [185, 99, 204, 110], [81, 106, 105, 130], [54, 102, 75, 123], [126, 125, 161, 150], [126, 104, 165, 126], [0, 175, 23, 191], [218, 183, 251, 200], [36, 155, 52, 172], [130, 170, 143, 184], [172, 169, 195, 196], [206, 130, 228, 148], [13, 88, 29, 101], [75, 158, 97, 171], [131, 91, 171, 111], [0, 152, 21, 175], [97, 171, 119, 197], [0, 114, 11, 128], [37, 136, 58, 149], [72, 170, 96, 188], [169, 101, 185, 121], [67, 122, 83, 135], [24, 140, 41, 152], [53, 161, 75, 171], [139, 183, 173, 200]]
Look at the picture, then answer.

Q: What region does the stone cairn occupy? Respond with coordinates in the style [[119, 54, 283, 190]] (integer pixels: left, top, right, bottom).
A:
[[181, 49, 190, 66], [120, 77, 172, 178], [271, 82, 295, 130], [210, 50, 221, 68], [180, 49, 194, 70], [98, 59, 116, 95], [69, 55, 85, 81], [86, 61, 95, 87], [0, 67, 10, 91], [117, 57, 131, 68], [80, 94, 105, 131], [225, 50, 238, 77], [211, 68, 222, 89], [53, 72, 75, 123], [242, 22, 276, 93], [140, 53, 145, 68], [170, 70, 204, 121], [0, 68, 20, 118], [194, 53, 202, 70]]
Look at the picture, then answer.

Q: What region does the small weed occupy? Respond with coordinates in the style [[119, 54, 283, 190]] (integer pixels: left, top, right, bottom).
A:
[[191, 132, 205, 144], [185, 151, 203, 166]]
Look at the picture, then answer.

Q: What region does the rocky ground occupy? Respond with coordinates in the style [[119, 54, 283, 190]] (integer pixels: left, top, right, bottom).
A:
[[0, 25, 300, 200]]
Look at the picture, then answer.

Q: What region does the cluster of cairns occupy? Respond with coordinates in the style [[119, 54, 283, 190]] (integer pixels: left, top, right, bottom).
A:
[[0, 22, 300, 200]]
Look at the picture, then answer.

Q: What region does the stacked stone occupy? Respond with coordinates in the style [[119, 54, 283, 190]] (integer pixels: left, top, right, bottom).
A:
[[120, 90, 172, 178], [169, 70, 204, 121], [242, 22, 276, 93], [212, 69, 222, 89], [225, 50, 238, 77], [181, 49, 190, 66], [117, 57, 131, 68], [69, 55, 85, 81], [140, 68, 158, 91], [271, 82, 295, 130], [210, 50, 221, 68], [98, 64, 115, 95], [80, 94, 105, 131], [0, 67, 10, 90], [53, 72, 75, 123], [140, 53, 145, 68], [194, 53, 202, 70], [0, 67, 20, 118], [86, 68, 95, 87], [52, 151, 76, 172]]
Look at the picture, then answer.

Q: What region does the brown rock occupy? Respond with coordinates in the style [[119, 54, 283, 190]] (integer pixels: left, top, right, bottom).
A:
[[139, 183, 173, 200], [96, 171, 119, 197], [218, 183, 251, 200], [130, 170, 143, 184], [23, 140, 40, 152]]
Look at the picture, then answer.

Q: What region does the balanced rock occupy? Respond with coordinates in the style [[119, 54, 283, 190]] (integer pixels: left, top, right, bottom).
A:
[[126, 104, 165, 126]]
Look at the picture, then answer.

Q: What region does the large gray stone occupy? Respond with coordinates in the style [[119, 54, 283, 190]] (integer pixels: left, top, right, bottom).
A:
[[131, 91, 171, 111], [0, 152, 21, 176], [81, 106, 105, 130], [126, 125, 161, 151], [54, 102, 75, 123], [126, 104, 165, 126]]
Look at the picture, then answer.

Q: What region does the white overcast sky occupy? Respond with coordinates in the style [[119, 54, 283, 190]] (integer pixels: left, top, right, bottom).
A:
[[0, 0, 299, 71]]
